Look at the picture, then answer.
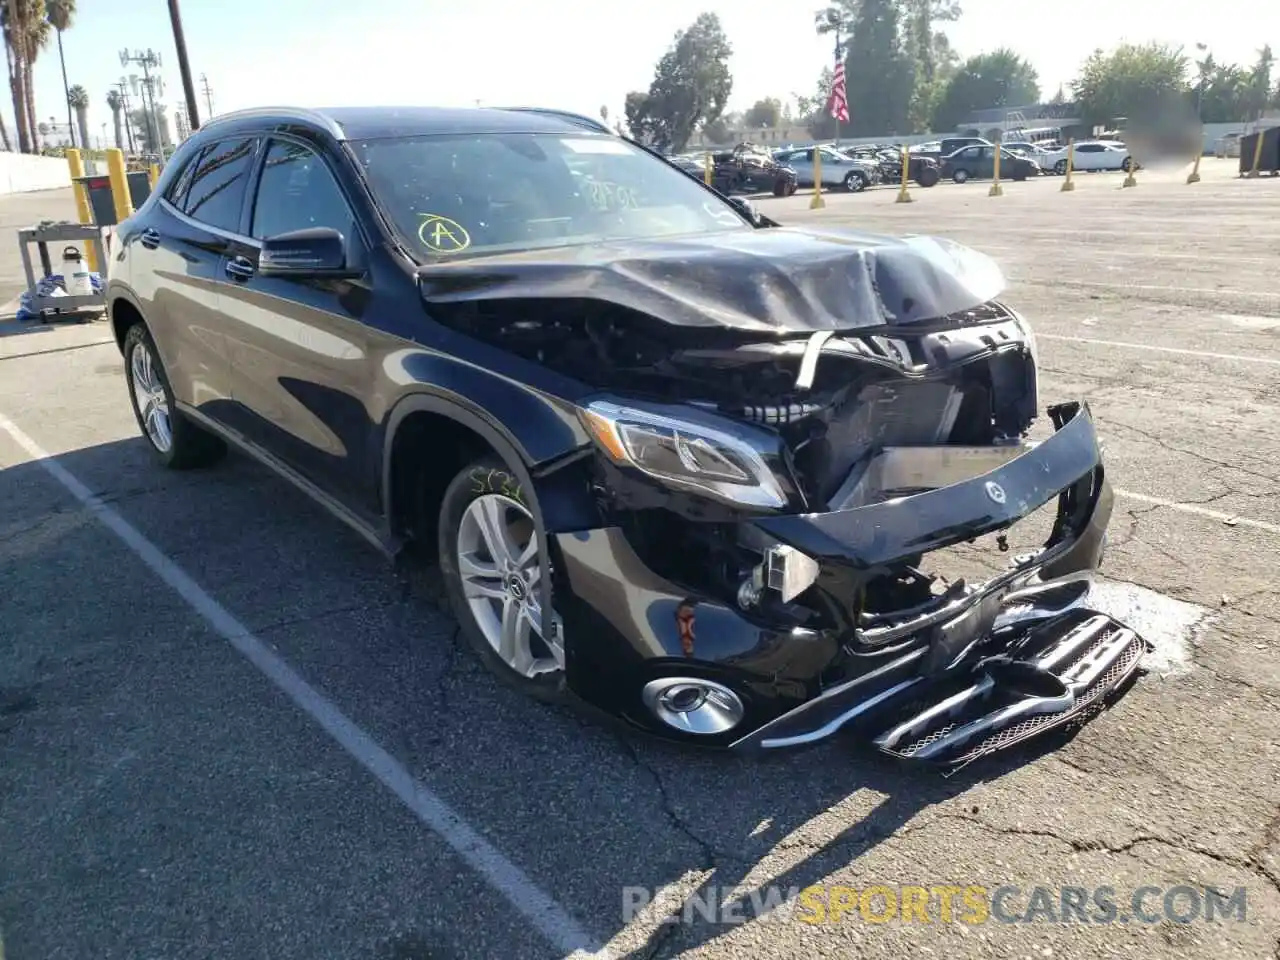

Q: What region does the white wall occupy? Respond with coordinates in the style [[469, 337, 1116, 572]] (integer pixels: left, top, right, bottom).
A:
[[0, 152, 72, 194]]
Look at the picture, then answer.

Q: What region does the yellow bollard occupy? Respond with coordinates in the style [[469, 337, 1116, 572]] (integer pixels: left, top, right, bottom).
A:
[[988, 145, 1004, 197], [148, 162, 160, 188], [65, 148, 99, 273], [704, 152, 713, 187], [1187, 146, 1202, 185], [809, 147, 825, 209], [1247, 130, 1265, 177], [1060, 139, 1076, 192], [895, 145, 913, 203], [106, 148, 134, 223], [1122, 150, 1138, 188]]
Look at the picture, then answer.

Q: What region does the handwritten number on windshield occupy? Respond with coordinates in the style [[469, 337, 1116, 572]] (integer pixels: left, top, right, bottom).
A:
[[583, 177, 638, 211]]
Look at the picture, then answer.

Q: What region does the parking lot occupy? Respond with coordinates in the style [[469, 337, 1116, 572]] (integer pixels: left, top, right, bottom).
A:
[[1, 158, 1277, 960]]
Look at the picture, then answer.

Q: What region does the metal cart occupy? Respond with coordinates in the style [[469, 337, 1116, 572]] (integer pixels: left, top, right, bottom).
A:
[[16, 221, 108, 320]]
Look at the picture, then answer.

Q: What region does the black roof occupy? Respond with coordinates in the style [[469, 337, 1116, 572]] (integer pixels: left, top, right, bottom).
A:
[[199, 105, 606, 142]]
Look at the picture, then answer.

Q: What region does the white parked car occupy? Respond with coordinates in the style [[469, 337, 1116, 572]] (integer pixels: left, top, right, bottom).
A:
[[1040, 140, 1134, 175]]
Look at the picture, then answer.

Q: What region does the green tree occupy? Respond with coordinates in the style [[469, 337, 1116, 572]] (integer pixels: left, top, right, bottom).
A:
[[130, 104, 171, 152], [1199, 63, 1249, 122], [632, 12, 733, 152], [67, 82, 88, 149], [743, 97, 782, 128], [701, 117, 731, 144], [623, 90, 652, 141], [843, 0, 917, 136], [797, 66, 838, 138], [931, 48, 1040, 132], [1071, 42, 1189, 128], [1244, 45, 1274, 121]]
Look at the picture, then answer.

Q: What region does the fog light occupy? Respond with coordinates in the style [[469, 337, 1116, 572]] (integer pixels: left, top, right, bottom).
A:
[[642, 677, 745, 735]]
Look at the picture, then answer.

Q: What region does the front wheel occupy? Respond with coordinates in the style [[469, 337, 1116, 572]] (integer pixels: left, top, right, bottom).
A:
[[1054, 160, 1068, 175], [843, 171, 867, 192], [916, 166, 940, 187], [1121, 157, 1134, 172], [122, 323, 225, 469], [438, 456, 567, 703]]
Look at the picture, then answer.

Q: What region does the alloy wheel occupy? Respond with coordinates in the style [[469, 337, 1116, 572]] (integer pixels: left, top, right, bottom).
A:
[[455, 493, 564, 679], [130, 339, 172, 453]]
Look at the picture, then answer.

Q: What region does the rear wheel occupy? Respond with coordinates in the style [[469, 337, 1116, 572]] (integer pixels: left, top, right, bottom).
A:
[[952, 168, 969, 184], [1054, 159, 1068, 175], [438, 456, 567, 702], [843, 171, 867, 192], [122, 323, 225, 469], [916, 166, 940, 187], [1121, 156, 1134, 172]]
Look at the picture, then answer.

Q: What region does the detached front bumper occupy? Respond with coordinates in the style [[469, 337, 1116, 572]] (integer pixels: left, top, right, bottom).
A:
[[553, 401, 1149, 768]]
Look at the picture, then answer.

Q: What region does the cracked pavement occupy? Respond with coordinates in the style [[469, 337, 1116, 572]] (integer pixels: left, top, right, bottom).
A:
[[1, 162, 1278, 959]]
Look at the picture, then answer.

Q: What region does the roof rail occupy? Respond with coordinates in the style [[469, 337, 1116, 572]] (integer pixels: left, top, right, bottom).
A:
[[198, 106, 345, 140], [496, 106, 613, 135]]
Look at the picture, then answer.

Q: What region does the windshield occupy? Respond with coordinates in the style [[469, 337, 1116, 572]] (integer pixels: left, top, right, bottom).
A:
[[350, 132, 749, 259]]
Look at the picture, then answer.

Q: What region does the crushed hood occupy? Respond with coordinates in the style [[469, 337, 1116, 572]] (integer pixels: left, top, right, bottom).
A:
[[415, 226, 1006, 333]]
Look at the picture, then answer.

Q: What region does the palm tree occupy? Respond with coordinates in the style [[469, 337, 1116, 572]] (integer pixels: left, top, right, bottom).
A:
[[106, 88, 124, 149], [3, 0, 51, 153], [46, 0, 75, 147], [21, 0, 51, 151], [3, 1, 31, 152], [67, 82, 88, 149]]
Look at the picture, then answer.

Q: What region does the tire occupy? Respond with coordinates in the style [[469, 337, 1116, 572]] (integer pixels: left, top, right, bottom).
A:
[[843, 171, 867, 192], [122, 323, 226, 469], [438, 456, 567, 703], [1054, 160, 1068, 175], [1121, 157, 1133, 172], [952, 168, 969, 184], [786, 181, 797, 196], [916, 166, 939, 187], [773, 178, 789, 197]]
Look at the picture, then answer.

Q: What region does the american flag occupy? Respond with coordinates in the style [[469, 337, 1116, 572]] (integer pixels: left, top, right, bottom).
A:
[[828, 49, 849, 123]]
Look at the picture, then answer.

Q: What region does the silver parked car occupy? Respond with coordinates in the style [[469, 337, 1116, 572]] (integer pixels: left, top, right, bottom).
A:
[[772, 146, 881, 191]]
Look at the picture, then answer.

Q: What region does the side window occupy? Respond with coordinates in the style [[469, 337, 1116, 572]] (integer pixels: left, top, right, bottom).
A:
[[1078, 144, 1101, 153], [251, 140, 354, 241], [181, 137, 258, 232], [164, 147, 204, 209], [962, 147, 981, 159]]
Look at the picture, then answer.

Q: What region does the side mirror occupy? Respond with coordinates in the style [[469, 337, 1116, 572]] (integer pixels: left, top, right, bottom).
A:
[[728, 196, 760, 225], [259, 227, 358, 278]]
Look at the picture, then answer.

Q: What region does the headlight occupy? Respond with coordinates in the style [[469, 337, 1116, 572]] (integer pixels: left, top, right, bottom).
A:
[[579, 400, 787, 509]]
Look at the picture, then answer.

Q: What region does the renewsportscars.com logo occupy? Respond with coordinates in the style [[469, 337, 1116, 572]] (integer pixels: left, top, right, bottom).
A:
[[621, 884, 1250, 927]]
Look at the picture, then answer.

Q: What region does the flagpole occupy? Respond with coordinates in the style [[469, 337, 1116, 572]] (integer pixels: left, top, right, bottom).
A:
[[833, 34, 842, 148]]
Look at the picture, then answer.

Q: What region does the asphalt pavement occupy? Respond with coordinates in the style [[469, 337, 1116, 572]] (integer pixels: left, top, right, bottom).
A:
[[0, 159, 1277, 960]]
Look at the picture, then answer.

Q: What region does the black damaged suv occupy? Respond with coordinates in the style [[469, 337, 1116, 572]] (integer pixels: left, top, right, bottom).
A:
[[107, 105, 1147, 769]]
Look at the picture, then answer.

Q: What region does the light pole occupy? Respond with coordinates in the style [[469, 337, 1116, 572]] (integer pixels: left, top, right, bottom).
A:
[[167, 0, 201, 130], [120, 49, 165, 159]]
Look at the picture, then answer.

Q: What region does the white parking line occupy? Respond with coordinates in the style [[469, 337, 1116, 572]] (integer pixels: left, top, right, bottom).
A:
[[1114, 489, 1280, 536], [1039, 333, 1280, 366], [0, 414, 606, 960]]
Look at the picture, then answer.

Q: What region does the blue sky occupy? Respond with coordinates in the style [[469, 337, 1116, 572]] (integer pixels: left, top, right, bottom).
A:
[[23, 0, 1275, 146]]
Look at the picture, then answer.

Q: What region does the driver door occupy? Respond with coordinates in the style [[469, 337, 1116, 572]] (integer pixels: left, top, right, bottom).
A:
[[217, 137, 382, 513]]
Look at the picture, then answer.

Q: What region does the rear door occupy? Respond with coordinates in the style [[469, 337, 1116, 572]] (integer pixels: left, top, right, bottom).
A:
[[217, 136, 380, 512], [125, 136, 260, 419]]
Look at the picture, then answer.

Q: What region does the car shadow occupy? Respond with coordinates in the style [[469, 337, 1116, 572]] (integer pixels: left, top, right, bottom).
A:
[[0, 434, 1104, 959]]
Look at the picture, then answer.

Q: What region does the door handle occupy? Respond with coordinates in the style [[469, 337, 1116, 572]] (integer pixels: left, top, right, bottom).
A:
[[140, 228, 160, 250], [225, 256, 256, 281]]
